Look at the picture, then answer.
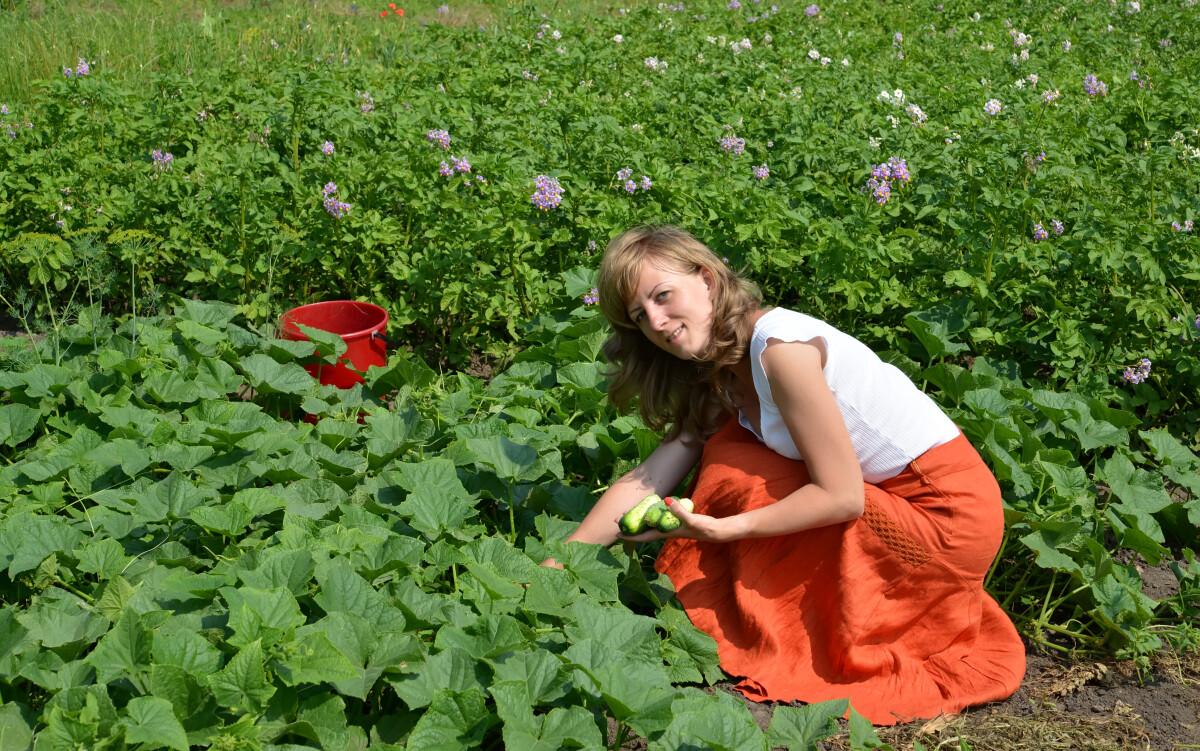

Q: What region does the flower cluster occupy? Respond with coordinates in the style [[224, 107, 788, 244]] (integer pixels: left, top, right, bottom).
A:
[[719, 134, 746, 155], [644, 56, 669, 71], [583, 287, 599, 306], [984, 98, 1002, 116], [907, 103, 927, 126], [438, 156, 471, 177], [321, 141, 335, 155], [1172, 220, 1194, 231], [426, 129, 451, 150], [151, 149, 174, 171], [1121, 358, 1151, 384], [379, 4, 404, 17], [62, 58, 90, 78], [1062, 40, 1072, 51], [730, 38, 752, 53], [863, 156, 910, 204], [753, 164, 770, 180], [1042, 88, 1061, 104], [1083, 74, 1107, 97], [805, 4, 820, 16], [356, 90, 375, 113], [877, 88, 905, 106], [437, 4, 449, 14], [1009, 29, 1030, 47], [1127, 1, 1140, 12], [612, 34, 624, 44], [531, 174, 563, 211], [727, 0, 741, 8], [322, 182, 351, 218], [1032, 223, 1048, 242], [1051, 219, 1064, 235]]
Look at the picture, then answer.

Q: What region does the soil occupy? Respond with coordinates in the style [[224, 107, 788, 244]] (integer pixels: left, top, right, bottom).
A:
[[606, 639, 1200, 750]]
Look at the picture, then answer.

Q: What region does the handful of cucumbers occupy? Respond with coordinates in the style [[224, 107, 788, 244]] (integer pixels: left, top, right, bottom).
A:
[[618, 494, 695, 535]]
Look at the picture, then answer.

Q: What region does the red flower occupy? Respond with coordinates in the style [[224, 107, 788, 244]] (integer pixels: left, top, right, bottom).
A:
[[380, 10, 388, 16], [389, 3, 396, 7], [398, 9, 404, 15]]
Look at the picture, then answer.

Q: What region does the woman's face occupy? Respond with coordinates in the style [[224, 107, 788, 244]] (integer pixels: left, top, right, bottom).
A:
[[626, 257, 715, 360]]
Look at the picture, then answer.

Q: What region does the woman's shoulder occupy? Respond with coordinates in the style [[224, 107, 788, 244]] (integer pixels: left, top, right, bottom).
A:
[[752, 307, 834, 341]]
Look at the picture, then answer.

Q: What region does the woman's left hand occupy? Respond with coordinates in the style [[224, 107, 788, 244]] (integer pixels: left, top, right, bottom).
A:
[[614, 499, 735, 543]]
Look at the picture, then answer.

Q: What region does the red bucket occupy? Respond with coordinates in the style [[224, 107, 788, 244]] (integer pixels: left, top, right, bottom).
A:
[[278, 300, 389, 389]]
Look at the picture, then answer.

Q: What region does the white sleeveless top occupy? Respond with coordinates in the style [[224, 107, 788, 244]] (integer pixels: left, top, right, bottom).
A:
[[737, 308, 960, 483]]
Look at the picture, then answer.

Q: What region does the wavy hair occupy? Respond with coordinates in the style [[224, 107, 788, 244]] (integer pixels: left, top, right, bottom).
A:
[[596, 225, 762, 443]]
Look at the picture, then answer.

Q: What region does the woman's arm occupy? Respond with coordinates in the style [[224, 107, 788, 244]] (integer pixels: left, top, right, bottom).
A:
[[621, 339, 864, 544], [541, 431, 704, 566], [724, 338, 865, 538]]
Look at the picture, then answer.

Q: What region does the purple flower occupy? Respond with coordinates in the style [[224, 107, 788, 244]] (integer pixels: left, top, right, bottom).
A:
[[727, 0, 741, 8], [1121, 358, 1151, 384], [616, 167, 633, 182], [356, 90, 375, 114], [1173, 220, 1194, 232], [1032, 223, 1048, 242], [1083, 74, 1107, 97], [1051, 219, 1064, 235], [587, 241, 597, 251], [427, 129, 452, 150], [150, 149, 174, 171], [531, 174, 563, 211], [640, 175, 652, 191], [753, 164, 770, 180], [719, 135, 746, 155], [476, 175, 488, 185], [452, 156, 471, 173], [984, 99, 1002, 116], [887, 156, 910, 182], [75, 58, 90, 76], [321, 141, 335, 155], [624, 180, 638, 194], [0, 105, 7, 115], [805, 4, 819, 16], [871, 180, 891, 204], [1036, 151, 1046, 163], [1042, 89, 1061, 104], [438, 4, 449, 14], [583, 287, 599, 306], [62, 67, 74, 78], [439, 161, 454, 177], [321, 183, 350, 218]]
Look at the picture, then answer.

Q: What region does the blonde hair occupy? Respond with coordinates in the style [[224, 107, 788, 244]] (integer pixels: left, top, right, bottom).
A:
[[596, 225, 762, 442]]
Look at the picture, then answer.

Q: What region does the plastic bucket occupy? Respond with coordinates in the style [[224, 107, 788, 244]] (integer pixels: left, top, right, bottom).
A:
[[278, 300, 389, 389]]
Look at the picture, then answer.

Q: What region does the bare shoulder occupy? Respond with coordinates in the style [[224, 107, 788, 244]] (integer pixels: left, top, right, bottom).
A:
[[761, 336, 827, 373]]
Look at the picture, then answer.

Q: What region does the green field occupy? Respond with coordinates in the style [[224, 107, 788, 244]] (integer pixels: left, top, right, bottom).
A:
[[1, 0, 1198, 747]]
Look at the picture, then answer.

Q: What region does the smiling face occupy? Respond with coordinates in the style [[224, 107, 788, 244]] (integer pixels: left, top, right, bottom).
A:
[[626, 257, 715, 360]]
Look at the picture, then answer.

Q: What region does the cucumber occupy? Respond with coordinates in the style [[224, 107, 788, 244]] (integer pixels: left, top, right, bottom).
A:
[[656, 497, 694, 532], [642, 499, 669, 529], [618, 494, 662, 535]]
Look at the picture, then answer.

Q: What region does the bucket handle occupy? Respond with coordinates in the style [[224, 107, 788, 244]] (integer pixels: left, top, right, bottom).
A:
[[371, 331, 393, 348]]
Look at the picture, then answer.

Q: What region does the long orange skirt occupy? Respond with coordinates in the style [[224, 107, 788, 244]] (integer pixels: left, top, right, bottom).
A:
[[655, 420, 1025, 725]]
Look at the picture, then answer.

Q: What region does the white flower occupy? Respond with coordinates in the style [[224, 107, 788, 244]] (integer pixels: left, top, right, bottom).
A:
[[808, 49, 820, 59], [613, 34, 624, 43]]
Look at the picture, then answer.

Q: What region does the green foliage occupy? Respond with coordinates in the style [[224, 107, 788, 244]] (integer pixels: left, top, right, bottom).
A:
[[1, 0, 1198, 746]]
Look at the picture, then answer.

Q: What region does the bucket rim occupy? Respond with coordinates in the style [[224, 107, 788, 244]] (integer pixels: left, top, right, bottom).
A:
[[279, 300, 389, 341]]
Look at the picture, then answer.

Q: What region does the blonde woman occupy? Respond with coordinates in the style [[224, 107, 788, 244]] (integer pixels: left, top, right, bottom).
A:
[[546, 224, 1024, 724]]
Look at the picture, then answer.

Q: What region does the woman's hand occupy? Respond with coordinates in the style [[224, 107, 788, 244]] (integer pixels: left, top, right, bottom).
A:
[[614, 498, 736, 543]]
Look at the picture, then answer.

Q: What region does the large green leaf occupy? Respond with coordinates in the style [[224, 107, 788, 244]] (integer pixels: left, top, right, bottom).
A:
[[121, 696, 189, 751], [208, 639, 276, 715], [0, 403, 40, 447], [766, 698, 850, 750]]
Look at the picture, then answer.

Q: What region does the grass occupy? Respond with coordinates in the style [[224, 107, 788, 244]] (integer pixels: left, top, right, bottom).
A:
[[0, 0, 617, 105]]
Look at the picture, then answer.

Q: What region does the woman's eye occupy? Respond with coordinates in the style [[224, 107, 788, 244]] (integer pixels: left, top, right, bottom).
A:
[[634, 311, 646, 324]]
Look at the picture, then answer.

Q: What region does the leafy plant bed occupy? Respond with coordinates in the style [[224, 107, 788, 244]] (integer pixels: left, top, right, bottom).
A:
[[0, 301, 1196, 748]]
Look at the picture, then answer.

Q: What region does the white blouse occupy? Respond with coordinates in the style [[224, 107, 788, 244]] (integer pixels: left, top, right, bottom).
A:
[[737, 308, 960, 483]]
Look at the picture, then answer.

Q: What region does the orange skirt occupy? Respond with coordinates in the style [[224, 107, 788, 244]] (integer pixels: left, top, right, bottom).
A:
[[655, 420, 1025, 725]]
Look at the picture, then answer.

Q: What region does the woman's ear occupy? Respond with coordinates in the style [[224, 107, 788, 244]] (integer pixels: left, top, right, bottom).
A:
[[700, 266, 715, 291]]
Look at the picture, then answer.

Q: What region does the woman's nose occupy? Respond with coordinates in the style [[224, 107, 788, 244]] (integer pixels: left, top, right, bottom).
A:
[[648, 307, 670, 330]]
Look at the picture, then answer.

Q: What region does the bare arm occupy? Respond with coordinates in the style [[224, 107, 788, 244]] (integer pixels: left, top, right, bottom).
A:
[[619, 339, 863, 544], [541, 431, 704, 565]]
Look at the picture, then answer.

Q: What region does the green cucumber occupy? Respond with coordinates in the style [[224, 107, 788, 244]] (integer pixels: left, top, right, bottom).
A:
[[618, 494, 662, 535], [657, 497, 694, 532], [642, 499, 668, 529]]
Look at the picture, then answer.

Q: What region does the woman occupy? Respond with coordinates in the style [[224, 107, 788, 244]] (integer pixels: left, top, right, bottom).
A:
[[546, 224, 1025, 724]]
